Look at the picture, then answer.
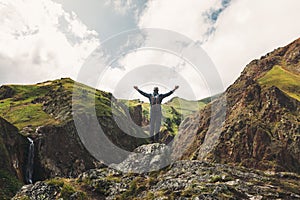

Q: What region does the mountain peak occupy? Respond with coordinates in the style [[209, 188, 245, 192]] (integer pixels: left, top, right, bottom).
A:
[[172, 38, 300, 173], [238, 37, 300, 83]]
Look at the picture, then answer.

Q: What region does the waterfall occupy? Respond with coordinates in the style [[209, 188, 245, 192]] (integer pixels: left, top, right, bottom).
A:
[[25, 137, 34, 184]]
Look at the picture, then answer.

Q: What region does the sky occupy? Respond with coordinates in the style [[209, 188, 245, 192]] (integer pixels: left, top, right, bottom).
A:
[[0, 0, 300, 100]]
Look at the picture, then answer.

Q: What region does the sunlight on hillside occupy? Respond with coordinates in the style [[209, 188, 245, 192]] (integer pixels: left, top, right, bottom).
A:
[[258, 65, 300, 101]]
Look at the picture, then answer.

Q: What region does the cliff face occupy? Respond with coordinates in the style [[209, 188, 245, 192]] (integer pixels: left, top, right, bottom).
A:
[[32, 122, 97, 181], [172, 38, 300, 173], [0, 117, 27, 198]]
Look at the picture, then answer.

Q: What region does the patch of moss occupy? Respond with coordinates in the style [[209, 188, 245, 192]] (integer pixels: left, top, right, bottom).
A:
[[47, 178, 86, 199], [19, 196, 31, 200], [117, 177, 147, 200], [60, 183, 76, 199], [47, 178, 65, 187], [210, 174, 233, 183], [146, 176, 158, 187], [181, 186, 195, 197]]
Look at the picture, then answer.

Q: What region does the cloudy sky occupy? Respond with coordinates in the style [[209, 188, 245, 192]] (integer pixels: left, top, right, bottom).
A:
[[1, 0, 299, 100]]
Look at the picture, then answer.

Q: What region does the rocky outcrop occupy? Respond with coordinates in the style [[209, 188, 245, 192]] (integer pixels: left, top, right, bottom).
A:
[[129, 104, 143, 126], [13, 182, 60, 200], [172, 38, 300, 173], [32, 122, 99, 182], [14, 160, 300, 199], [111, 143, 171, 173]]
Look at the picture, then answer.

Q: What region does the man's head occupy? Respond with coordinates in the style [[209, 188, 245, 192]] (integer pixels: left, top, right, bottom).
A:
[[153, 87, 159, 93]]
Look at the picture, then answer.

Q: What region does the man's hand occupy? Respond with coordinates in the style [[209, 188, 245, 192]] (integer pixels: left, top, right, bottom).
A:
[[174, 85, 179, 91], [134, 86, 138, 90]]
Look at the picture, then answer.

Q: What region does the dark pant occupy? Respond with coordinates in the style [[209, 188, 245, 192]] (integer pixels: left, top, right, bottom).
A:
[[150, 105, 162, 141]]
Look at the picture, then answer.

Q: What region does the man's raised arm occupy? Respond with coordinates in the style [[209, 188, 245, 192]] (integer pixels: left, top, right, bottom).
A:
[[161, 85, 179, 98], [134, 86, 151, 98]]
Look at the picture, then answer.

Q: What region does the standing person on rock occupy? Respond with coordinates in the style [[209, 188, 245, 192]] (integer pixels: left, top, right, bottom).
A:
[[134, 85, 179, 142]]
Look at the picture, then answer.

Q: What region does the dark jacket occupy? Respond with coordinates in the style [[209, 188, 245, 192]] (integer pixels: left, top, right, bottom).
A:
[[137, 89, 173, 105]]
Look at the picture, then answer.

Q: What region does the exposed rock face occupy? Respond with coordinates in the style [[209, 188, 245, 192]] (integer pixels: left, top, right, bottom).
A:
[[14, 160, 300, 199], [0, 117, 27, 180], [32, 122, 98, 181], [129, 104, 143, 126], [172, 38, 300, 173], [0, 117, 28, 198], [0, 85, 15, 100]]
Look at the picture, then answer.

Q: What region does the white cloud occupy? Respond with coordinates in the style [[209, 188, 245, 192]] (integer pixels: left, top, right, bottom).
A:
[[119, 0, 300, 96], [0, 0, 99, 84], [101, 0, 227, 100], [4, 0, 298, 101], [99, 50, 210, 100], [83, 28, 218, 100], [138, 0, 224, 42], [105, 0, 134, 15], [203, 0, 300, 87]]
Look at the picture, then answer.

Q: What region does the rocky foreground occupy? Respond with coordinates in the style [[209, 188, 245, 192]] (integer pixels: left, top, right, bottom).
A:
[[13, 144, 300, 200]]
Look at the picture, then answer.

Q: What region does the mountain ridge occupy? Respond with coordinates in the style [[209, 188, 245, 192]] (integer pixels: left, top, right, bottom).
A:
[[172, 37, 300, 173]]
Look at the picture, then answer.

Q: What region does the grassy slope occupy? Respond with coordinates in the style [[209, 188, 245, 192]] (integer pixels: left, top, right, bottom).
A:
[[164, 97, 207, 117], [0, 84, 59, 130], [0, 78, 113, 130], [258, 65, 300, 101]]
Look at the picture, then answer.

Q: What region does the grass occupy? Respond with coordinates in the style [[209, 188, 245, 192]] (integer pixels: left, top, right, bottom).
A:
[[47, 177, 87, 199], [0, 83, 61, 130], [117, 177, 147, 200], [164, 97, 207, 117], [0, 102, 59, 130], [0, 78, 115, 130], [258, 65, 300, 101]]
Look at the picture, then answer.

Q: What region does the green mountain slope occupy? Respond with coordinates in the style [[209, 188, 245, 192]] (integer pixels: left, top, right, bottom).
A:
[[258, 65, 300, 101], [0, 78, 118, 131], [0, 84, 59, 130]]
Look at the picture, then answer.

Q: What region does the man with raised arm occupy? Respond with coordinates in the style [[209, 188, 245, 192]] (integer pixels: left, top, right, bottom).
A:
[[134, 85, 179, 142]]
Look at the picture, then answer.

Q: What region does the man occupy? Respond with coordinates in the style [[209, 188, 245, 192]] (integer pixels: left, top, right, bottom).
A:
[[134, 85, 179, 142]]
